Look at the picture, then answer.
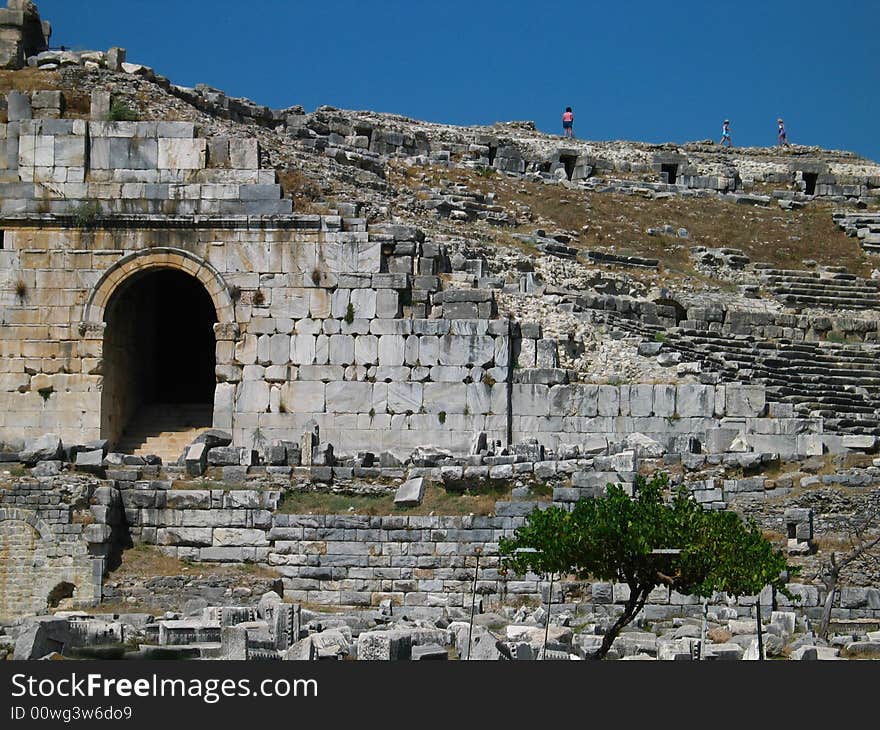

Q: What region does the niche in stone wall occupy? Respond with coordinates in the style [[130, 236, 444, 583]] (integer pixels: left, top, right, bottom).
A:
[[559, 154, 577, 181], [46, 581, 76, 609], [802, 172, 818, 196], [661, 163, 678, 185]]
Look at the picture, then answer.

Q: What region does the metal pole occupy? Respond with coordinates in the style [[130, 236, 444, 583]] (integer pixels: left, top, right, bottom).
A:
[[466, 550, 480, 660], [542, 572, 554, 660], [756, 598, 764, 661], [699, 597, 708, 660]]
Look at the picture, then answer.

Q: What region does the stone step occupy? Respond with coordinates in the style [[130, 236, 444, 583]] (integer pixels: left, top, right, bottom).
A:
[[116, 402, 213, 463]]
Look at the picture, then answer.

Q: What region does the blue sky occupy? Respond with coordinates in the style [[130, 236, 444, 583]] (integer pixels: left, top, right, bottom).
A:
[[39, 0, 880, 161]]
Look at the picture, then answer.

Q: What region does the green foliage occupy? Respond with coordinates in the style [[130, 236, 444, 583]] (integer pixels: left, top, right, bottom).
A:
[[37, 386, 54, 402], [344, 302, 355, 324], [475, 166, 496, 178], [71, 200, 102, 228], [107, 99, 140, 122], [500, 471, 796, 658], [13, 276, 28, 301], [654, 331, 668, 342], [438, 410, 447, 424]]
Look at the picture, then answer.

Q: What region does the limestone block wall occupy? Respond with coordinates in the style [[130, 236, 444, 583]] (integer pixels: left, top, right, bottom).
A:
[[120, 492, 880, 620], [508, 381, 823, 456], [0, 213, 516, 455], [1, 117, 289, 217], [0, 478, 121, 622]]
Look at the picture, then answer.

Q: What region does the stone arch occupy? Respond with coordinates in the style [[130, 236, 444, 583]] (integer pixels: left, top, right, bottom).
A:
[[82, 247, 235, 326], [0, 508, 59, 622], [46, 581, 77, 608], [0, 506, 56, 543]]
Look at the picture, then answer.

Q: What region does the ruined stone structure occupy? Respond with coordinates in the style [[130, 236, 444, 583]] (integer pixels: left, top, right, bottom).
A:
[[0, 0, 48, 70], [0, 89, 829, 462], [2, 2, 880, 661], [0, 472, 122, 624]]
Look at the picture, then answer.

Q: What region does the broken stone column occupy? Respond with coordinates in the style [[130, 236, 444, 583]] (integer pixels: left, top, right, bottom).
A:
[[90, 90, 111, 120], [106, 46, 126, 71], [300, 423, 319, 466]]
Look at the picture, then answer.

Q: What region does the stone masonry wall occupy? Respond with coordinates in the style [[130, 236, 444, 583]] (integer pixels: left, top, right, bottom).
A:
[[120, 487, 880, 622], [0, 476, 121, 622], [0, 107, 835, 461]]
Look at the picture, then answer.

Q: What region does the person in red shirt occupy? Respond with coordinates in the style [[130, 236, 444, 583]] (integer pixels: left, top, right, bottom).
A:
[[562, 107, 574, 138]]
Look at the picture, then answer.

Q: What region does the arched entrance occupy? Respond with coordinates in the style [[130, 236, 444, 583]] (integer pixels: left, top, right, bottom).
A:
[[100, 268, 218, 450]]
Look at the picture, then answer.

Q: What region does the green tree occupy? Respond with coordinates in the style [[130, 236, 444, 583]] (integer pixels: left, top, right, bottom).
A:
[[500, 472, 796, 659]]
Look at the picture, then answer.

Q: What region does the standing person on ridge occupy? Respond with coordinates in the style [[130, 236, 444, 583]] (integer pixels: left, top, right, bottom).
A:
[[777, 118, 790, 148], [562, 107, 574, 139], [720, 119, 732, 147]]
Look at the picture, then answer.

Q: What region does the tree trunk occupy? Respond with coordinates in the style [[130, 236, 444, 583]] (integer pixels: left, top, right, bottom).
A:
[[591, 585, 650, 660], [818, 582, 836, 640]]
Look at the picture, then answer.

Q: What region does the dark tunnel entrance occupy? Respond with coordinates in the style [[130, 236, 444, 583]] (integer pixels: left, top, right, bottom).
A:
[[101, 268, 217, 448]]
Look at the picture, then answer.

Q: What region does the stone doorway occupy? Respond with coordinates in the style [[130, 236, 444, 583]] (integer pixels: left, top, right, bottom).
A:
[[803, 172, 818, 196], [559, 153, 577, 181], [661, 163, 678, 185], [101, 268, 217, 452]]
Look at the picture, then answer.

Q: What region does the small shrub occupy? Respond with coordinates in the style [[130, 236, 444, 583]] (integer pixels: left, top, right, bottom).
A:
[[71, 200, 102, 228], [344, 302, 355, 324], [107, 99, 139, 122], [654, 332, 668, 343], [252, 290, 265, 307], [311, 268, 322, 286], [438, 411, 447, 424], [13, 276, 28, 301], [482, 372, 497, 387], [476, 166, 496, 178], [369, 407, 376, 418], [37, 386, 54, 402]]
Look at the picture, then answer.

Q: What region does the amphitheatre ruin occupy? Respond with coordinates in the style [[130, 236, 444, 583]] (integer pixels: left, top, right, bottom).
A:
[[1, 1, 879, 661]]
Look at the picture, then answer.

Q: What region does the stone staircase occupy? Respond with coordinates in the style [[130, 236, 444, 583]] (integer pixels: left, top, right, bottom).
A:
[[116, 403, 214, 464], [578, 302, 880, 435], [662, 329, 880, 434], [833, 211, 880, 254], [756, 267, 880, 310]]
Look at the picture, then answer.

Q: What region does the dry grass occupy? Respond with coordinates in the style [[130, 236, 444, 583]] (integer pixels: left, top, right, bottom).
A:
[[0, 69, 90, 121], [276, 167, 328, 213], [403, 165, 871, 278], [278, 483, 524, 516], [108, 544, 277, 579]]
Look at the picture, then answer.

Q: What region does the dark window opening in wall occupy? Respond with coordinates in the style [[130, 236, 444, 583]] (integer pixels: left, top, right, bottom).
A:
[[47, 581, 76, 609], [355, 125, 373, 149], [101, 268, 217, 448], [559, 154, 577, 181], [661, 163, 678, 185], [0, 230, 4, 249], [803, 172, 818, 196], [488, 146, 497, 166], [787, 523, 797, 540]]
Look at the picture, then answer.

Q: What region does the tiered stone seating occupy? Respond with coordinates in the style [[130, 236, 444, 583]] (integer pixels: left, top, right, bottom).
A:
[[569, 286, 880, 434], [661, 330, 880, 434], [833, 211, 880, 253], [758, 268, 880, 310]]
